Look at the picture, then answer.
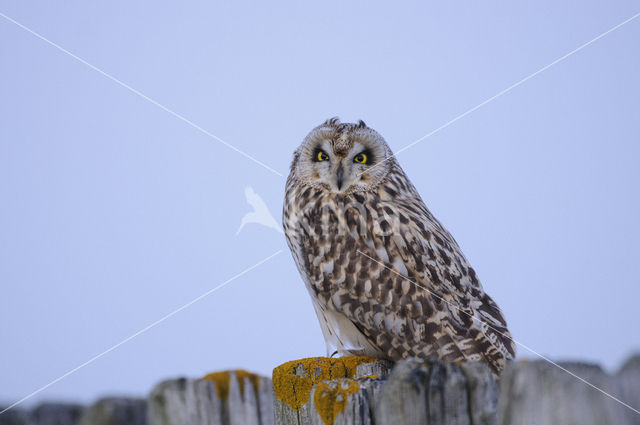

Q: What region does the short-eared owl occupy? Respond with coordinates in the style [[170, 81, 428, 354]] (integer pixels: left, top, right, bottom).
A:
[[283, 118, 515, 374]]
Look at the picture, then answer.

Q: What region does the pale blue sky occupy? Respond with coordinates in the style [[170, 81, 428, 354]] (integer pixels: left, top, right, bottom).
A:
[[1, 0, 639, 407]]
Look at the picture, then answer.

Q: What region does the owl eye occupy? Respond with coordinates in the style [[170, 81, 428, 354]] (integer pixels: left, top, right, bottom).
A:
[[315, 150, 329, 162], [354, 153, 368, 164]]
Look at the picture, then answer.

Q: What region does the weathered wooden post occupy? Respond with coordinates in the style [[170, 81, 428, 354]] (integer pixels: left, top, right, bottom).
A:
[[376, 359, 499, 425], [147, 370, 274, 425], [272, 357, 498, 425], [78, 397, 147, 425], [272, 357, 392, 425], [496, 357, 640, 425], [0, 403, 85, 425]]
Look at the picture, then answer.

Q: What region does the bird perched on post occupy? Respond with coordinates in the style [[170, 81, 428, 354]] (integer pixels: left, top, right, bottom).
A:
[[283, 118, 516, 375]]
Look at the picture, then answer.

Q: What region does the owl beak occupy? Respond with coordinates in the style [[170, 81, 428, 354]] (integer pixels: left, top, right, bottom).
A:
[[336, 163, 344, 190]]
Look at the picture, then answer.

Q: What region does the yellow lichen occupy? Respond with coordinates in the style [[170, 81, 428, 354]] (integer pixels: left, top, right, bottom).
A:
[[202, 369, 261, 401], [272, 356, 377, 413], [203, 371, 231, 401], [313, 380, 361, 425], [235, 370, 261, 397]]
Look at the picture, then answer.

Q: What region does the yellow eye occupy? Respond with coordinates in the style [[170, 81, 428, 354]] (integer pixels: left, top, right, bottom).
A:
[[316, 151, 329, 162], [354, 153, 368, 164]]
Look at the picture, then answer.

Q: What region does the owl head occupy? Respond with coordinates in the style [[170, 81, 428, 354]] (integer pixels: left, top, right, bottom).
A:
[[289, 117, 394, 194]]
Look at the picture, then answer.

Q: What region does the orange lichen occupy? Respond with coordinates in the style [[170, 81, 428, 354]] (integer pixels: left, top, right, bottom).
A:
[[202, 369, 261, 401], [313, 380, 361, 425], [235, 370, 261, 397], [203, 371, 231, 401], [272, 356, 377, 414]]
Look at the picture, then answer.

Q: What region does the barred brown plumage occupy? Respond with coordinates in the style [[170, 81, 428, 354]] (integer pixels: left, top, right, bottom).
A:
[[283, 117, 516, 375]]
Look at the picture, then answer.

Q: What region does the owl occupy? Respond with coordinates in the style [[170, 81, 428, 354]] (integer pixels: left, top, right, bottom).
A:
[[283, 118, 516, 375]]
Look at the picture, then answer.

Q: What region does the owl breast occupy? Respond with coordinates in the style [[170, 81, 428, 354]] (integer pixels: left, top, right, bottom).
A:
[[283, 182, 388, 357]]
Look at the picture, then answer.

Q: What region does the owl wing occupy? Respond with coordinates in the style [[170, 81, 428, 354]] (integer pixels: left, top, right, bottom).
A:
[[382, 192, 514, 371], [306, 188, 516, 374]]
